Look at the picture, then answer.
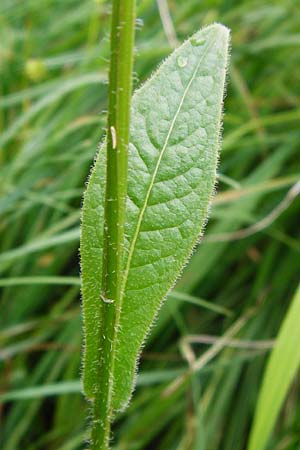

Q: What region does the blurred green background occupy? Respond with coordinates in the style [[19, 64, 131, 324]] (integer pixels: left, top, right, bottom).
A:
[[0, 0, 300, 449]]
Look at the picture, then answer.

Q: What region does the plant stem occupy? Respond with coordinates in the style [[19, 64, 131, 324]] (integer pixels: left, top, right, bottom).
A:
[[90, 1, 136, 449]]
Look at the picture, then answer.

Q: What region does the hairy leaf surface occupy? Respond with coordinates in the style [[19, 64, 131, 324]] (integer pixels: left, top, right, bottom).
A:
[[81, 23, 230, 410]]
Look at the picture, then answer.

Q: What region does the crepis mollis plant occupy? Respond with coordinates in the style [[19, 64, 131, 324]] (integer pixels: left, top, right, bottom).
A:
[[80, 12, 230, 450]]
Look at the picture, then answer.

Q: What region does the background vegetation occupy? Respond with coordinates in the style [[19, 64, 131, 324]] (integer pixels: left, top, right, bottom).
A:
[[0, 0, 299, 449]]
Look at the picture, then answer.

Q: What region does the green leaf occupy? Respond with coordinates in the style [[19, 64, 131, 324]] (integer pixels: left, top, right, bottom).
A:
[[81, 23, 230, 411], [247, 284, 300, 450]]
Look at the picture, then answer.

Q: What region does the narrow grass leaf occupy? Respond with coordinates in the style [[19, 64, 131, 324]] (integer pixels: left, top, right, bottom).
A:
[[247, 284, 300, 450]]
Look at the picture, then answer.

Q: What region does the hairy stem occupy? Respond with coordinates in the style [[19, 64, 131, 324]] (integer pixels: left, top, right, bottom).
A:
[[91, 1, 136, 449]]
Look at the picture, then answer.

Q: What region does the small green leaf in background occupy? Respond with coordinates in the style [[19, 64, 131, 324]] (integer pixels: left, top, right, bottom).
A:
[[81, 23, 230, 412], [247, 284, 300, 450]]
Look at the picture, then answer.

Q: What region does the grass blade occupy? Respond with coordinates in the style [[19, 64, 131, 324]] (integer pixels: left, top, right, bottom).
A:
[[247, 284, 300, 450]]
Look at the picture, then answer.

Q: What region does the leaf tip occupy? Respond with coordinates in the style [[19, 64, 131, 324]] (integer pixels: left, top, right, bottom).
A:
[[207, 22, 230, 37], [189, 22, 230, 55]]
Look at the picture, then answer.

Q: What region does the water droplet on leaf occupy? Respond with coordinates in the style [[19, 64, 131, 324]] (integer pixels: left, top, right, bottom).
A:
[[191, 36, 206, 46], [177, 56, 188, 68]]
